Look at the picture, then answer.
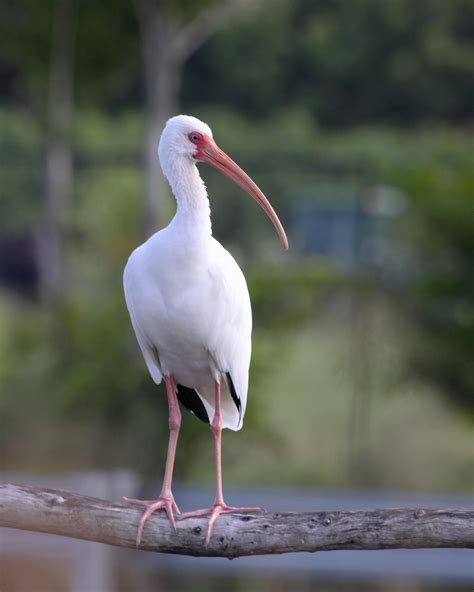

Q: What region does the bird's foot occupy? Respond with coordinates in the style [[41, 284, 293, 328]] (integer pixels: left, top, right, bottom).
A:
[[123, 494, 181, 546], [179, 503, 263, 545]]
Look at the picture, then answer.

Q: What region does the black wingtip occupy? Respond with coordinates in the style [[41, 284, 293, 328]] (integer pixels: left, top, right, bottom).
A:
[[176, 384, 210, 423], [226, 372, 241, 417]]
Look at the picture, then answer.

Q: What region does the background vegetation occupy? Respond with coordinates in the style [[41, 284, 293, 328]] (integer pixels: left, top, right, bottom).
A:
[[0, 0, 473, 589]]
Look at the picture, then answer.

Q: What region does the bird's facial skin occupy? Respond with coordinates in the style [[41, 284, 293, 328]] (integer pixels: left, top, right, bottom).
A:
[[190, 132, 289, 250], [188, 131, 204, 147]]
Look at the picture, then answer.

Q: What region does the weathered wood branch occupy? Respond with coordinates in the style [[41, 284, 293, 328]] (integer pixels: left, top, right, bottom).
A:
[[1, 484, 472, 558]]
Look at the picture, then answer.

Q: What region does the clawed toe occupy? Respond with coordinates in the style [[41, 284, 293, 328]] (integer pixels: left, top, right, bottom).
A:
[[179, 503, 263, 545], [123, 495, 180, 546]]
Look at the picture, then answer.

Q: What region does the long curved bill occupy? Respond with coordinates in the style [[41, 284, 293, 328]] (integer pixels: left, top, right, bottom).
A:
[[196, 138, 288, 250]]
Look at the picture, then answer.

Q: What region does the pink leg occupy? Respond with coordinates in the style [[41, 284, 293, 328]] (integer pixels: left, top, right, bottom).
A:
[[124, 375, 181, 546], [179, 380, 262, 544]]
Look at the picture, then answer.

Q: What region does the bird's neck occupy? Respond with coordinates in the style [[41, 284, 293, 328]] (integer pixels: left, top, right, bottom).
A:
[[166, 159, 212, 238]]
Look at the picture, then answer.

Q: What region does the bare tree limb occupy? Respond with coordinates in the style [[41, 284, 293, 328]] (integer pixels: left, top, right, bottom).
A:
[[171, 0, 263, 61], [132, 0, 268, 234], [1, 484, 472, 557]]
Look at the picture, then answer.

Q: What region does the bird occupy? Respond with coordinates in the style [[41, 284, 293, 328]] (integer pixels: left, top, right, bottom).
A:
[[123, 114, 288, 545]]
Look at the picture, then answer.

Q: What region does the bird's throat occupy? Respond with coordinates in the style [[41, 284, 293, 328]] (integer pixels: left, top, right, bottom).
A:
[[167, 160, 212, 239]]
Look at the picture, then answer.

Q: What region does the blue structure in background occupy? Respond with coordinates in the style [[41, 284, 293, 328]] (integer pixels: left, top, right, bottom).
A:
[[291, 185, 407, 271]]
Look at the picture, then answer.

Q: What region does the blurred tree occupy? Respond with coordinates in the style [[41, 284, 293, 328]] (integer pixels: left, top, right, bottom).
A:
[[186, 0, 474, 126], [37, 0, 76, 305], [1, 0, 472, 486], [3, 0, 472, 129], [133, 0, 266, 234], [0, 0, 77, 305], [393, 163, 474, 413]]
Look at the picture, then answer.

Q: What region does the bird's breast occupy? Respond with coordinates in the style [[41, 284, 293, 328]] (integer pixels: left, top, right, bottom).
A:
[[124, 232, 251, 388]]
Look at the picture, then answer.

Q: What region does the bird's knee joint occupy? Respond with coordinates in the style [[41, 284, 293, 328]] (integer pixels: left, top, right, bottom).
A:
[[211, 418, 222, 436], [169, 417, 181, 432]]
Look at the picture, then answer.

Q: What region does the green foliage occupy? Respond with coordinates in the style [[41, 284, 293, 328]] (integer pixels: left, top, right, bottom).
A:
[[0, 109, 41, 232], [393, 163, 474, 411], [74, 0, 140, 106], [248, 260, 341, 330], [3, 0, 472, 126], [0, 0, 55, 106], [1, 0, 473, 491], [2, 105, 472, 442], [186, 0, 474, 126]]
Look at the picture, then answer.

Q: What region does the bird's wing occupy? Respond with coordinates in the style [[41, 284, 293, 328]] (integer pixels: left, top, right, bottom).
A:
[[123, 237, 251, 432], [203, 239, 252, 430], [123, 252, 163, 385]]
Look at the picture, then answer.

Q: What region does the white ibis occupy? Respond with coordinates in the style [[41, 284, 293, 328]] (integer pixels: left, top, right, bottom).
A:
[[123, 115, 288, 545]]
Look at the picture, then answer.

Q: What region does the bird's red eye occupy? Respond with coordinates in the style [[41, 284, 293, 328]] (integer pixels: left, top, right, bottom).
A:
[[189, 132, 201, 143]]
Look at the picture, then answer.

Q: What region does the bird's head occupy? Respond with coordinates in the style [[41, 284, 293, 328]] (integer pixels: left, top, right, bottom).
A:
[[158, 115, 213, 163], [159, 115, 288, 250]]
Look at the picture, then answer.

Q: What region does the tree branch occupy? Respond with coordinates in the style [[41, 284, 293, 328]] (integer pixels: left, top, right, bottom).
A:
[[171, 0, 264, 61], [1, 484, 472, 557]]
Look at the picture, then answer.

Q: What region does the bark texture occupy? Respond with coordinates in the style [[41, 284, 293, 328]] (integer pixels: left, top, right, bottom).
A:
[[1, 484, 472, 557]]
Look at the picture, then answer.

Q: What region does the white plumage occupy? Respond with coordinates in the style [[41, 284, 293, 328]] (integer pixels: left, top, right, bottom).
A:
[[123, 224, 251, 430], [124, 115, 251, 430], [123, 115, 287, 545]]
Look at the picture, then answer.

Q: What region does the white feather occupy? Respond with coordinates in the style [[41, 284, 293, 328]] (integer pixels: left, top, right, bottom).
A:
[[124, 115, 252, 431]]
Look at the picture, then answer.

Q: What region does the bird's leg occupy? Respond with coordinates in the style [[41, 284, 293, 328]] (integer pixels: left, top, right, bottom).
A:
[[124, 375, 182, 546], [179, 380, 263, 544]]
